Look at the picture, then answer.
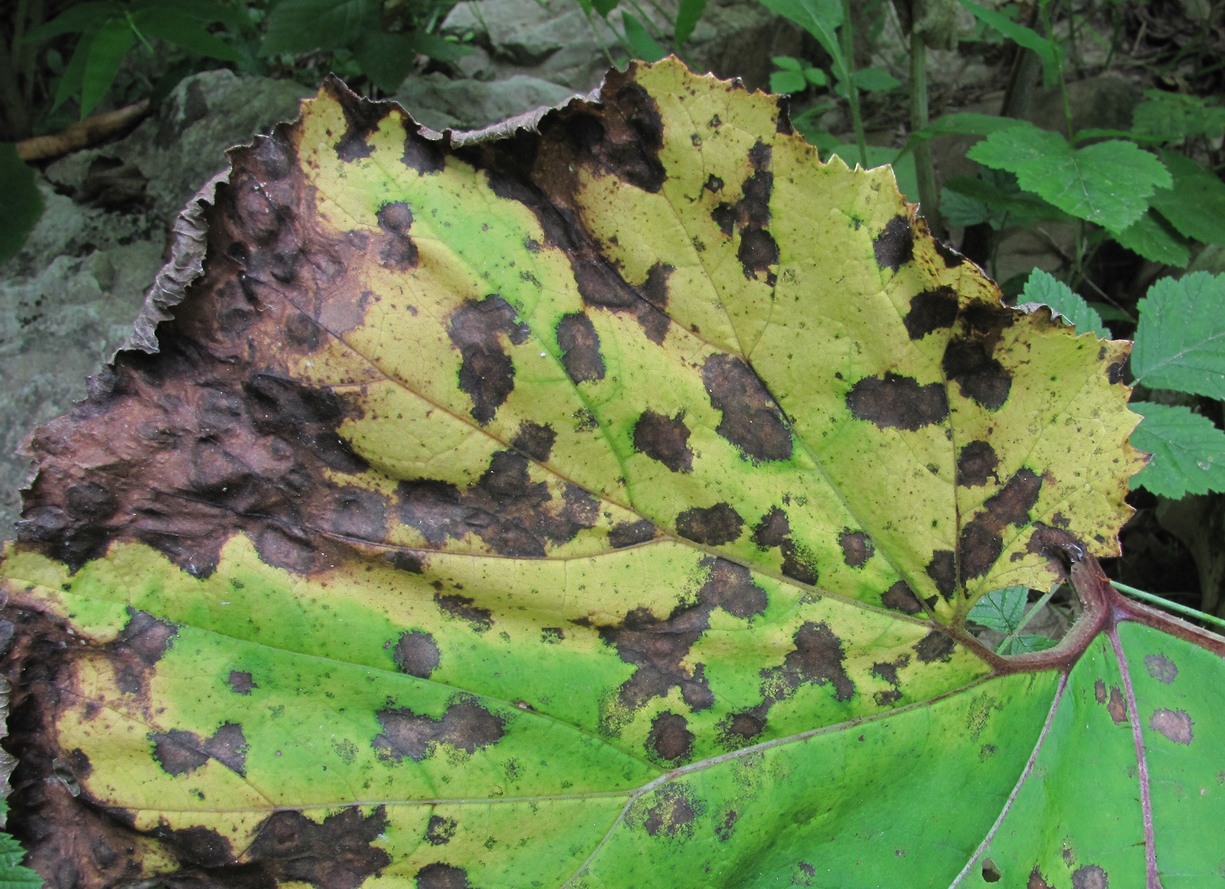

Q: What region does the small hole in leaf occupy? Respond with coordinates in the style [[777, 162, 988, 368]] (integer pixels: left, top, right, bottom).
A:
[[981, 858, 1002, 882]]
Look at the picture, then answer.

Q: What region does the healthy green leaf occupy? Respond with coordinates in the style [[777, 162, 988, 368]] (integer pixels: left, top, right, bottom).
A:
[[4, 60, 1216, 889], [620, 12, 667, 62], [995, 632, 1056, 655], [760, 0, 845, 73], [1129, 402, 1225, 498], [960, 0, 1059, 86], [967, 124, 1172, 231], [1131, 89, 1225, 142], [77, 16, 137, 118], [1111, 210, 1191, 268], [135, 6, 242, 62], [1131, 272, 1225, 399], [674, 0, 708, 44], [940, 170, 1070, 230], [967, 585, 1028, 634], [261, 0, 378, 55], [1018, 268, 1109, 338], [1149, 149, 1225, 247], [0, 144, 43, 265]]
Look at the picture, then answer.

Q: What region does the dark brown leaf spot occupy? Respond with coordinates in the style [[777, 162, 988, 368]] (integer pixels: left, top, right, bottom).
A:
[[715, 809, 739, 841], [633, 410, 693, 472], [925, 550, 957, 600], [751, 507, 818, 583], [1107, 686, 1127, 725], [960, 468, 1043, 580], [904, 286, 959, 339], [846, 373, 949, 430], [609, 519, 657, 548], [394, 631, 441, 678], [738, 227, 778, 279], [915, 629, 956, 663], [873, 215, 913, 272], [957, 440, 999, 487], [435, 593, 493, 632], [704, 174, 724, 193], [329, 81, 383, 161], [1150, 708, 1193, 745], [636, 785, 699, 838], [676, 502, 743, 545], [720, 711, 765, 745], [1144, 654, 1177, 684], [416, 863, 474, 889], [1027, 866, 1055, 889], [511, 421, 556, 461], [425, 815, 457, 845], [557, 312, 605, 383], [150, 723, 247, 777], [398, 450, 597, 556], [881, 581, 925, 614], [248, 805, 391, 889], [768, 621, 856, 702], [448, 295, 529, 425], [943, 337, 1011, 410], [374, 698, 505, 761], [871, 656, 909, 707], [228, 670, 255, 695], [375, 201, 418, 270], [838, 530, 873, 568], [647, 712, 695, 763], [328, 487, 387, 543], [1071, 864, 1109, 889], [703, 354, 792, 462], [598, 558, 765, 722], [401, 122, 446, 173]]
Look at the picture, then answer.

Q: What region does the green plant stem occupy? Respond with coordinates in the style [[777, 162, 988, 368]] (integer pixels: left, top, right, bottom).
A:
[[840, 0, 867, 166], [1039, 0, 1073, 134], [908, 31, 943, 238], [1111, 581, 1225, 632]]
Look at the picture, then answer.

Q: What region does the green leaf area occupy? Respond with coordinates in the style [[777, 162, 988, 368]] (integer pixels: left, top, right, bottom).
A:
[[2, 61, 1218, 888], [1130, 402, 1225, 498], [968, 123, 1170, 231], [1132, 271, 1225, 401]]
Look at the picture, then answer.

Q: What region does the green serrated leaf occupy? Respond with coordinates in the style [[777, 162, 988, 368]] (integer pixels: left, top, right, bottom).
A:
[[1018, 268, 1109, 338], [940, 170, 1070, 230], [967, 124, 1172, 230], [1129, 401, 1225, 498], [968, 585, 1028, 634], [1132, 272, 1225, 398], [996, 633, 1057, 655], [1149, 149, 1225, 247], [1112, 209, 1191, 268], [1131, 89, 1225, 142]]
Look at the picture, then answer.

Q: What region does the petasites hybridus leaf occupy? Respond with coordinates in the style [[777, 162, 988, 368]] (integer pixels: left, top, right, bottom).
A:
[[2, 59, 1219, 889]]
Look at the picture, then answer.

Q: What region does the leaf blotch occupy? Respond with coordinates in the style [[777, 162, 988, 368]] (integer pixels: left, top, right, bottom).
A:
[[904, 287, 959, 339], [943, 317, 1013, 410], [609, 519, 657, 548], [704, 355, 793, 462], [374, 698, 506, 761], [448, 295, 530, 425], [511, 421, 556, 462], [328, 487, 388, 543], [846, 373, 949, 430], [374, 201, 418, 269], [925, 550, 957, 600], [752, 508, 817, 583], [634, 785, 699, 838], [435, 593, 493, 633], [633, 410, 694, 472], [881, 580, 925, 615], [330, 84, 384, 161], [247, 805, 391, 889], [647, 711, 695, 763], [838, 529, 874, 568], [416, 863, 474, 889], [425, 815, 458, 845], [960, 468, 1043, 579], [1070, 865, 1109, 889], [676, 502, 743, 545], [1144, 653, 1178, 684], [572, 75, 666, 192], [957, 441, 999, 487], [228, 670, 255, 695], [915, 629, 956, 663], [1094, 680, 1128, 725], [557, 312, 606, 383], [1150, 708, 1193, 745], [873, 215, 914, 272], [394, 630, 442, 678]]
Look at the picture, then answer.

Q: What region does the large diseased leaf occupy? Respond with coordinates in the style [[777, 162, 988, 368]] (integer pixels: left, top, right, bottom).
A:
[[2, 59, 1218, 889]]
